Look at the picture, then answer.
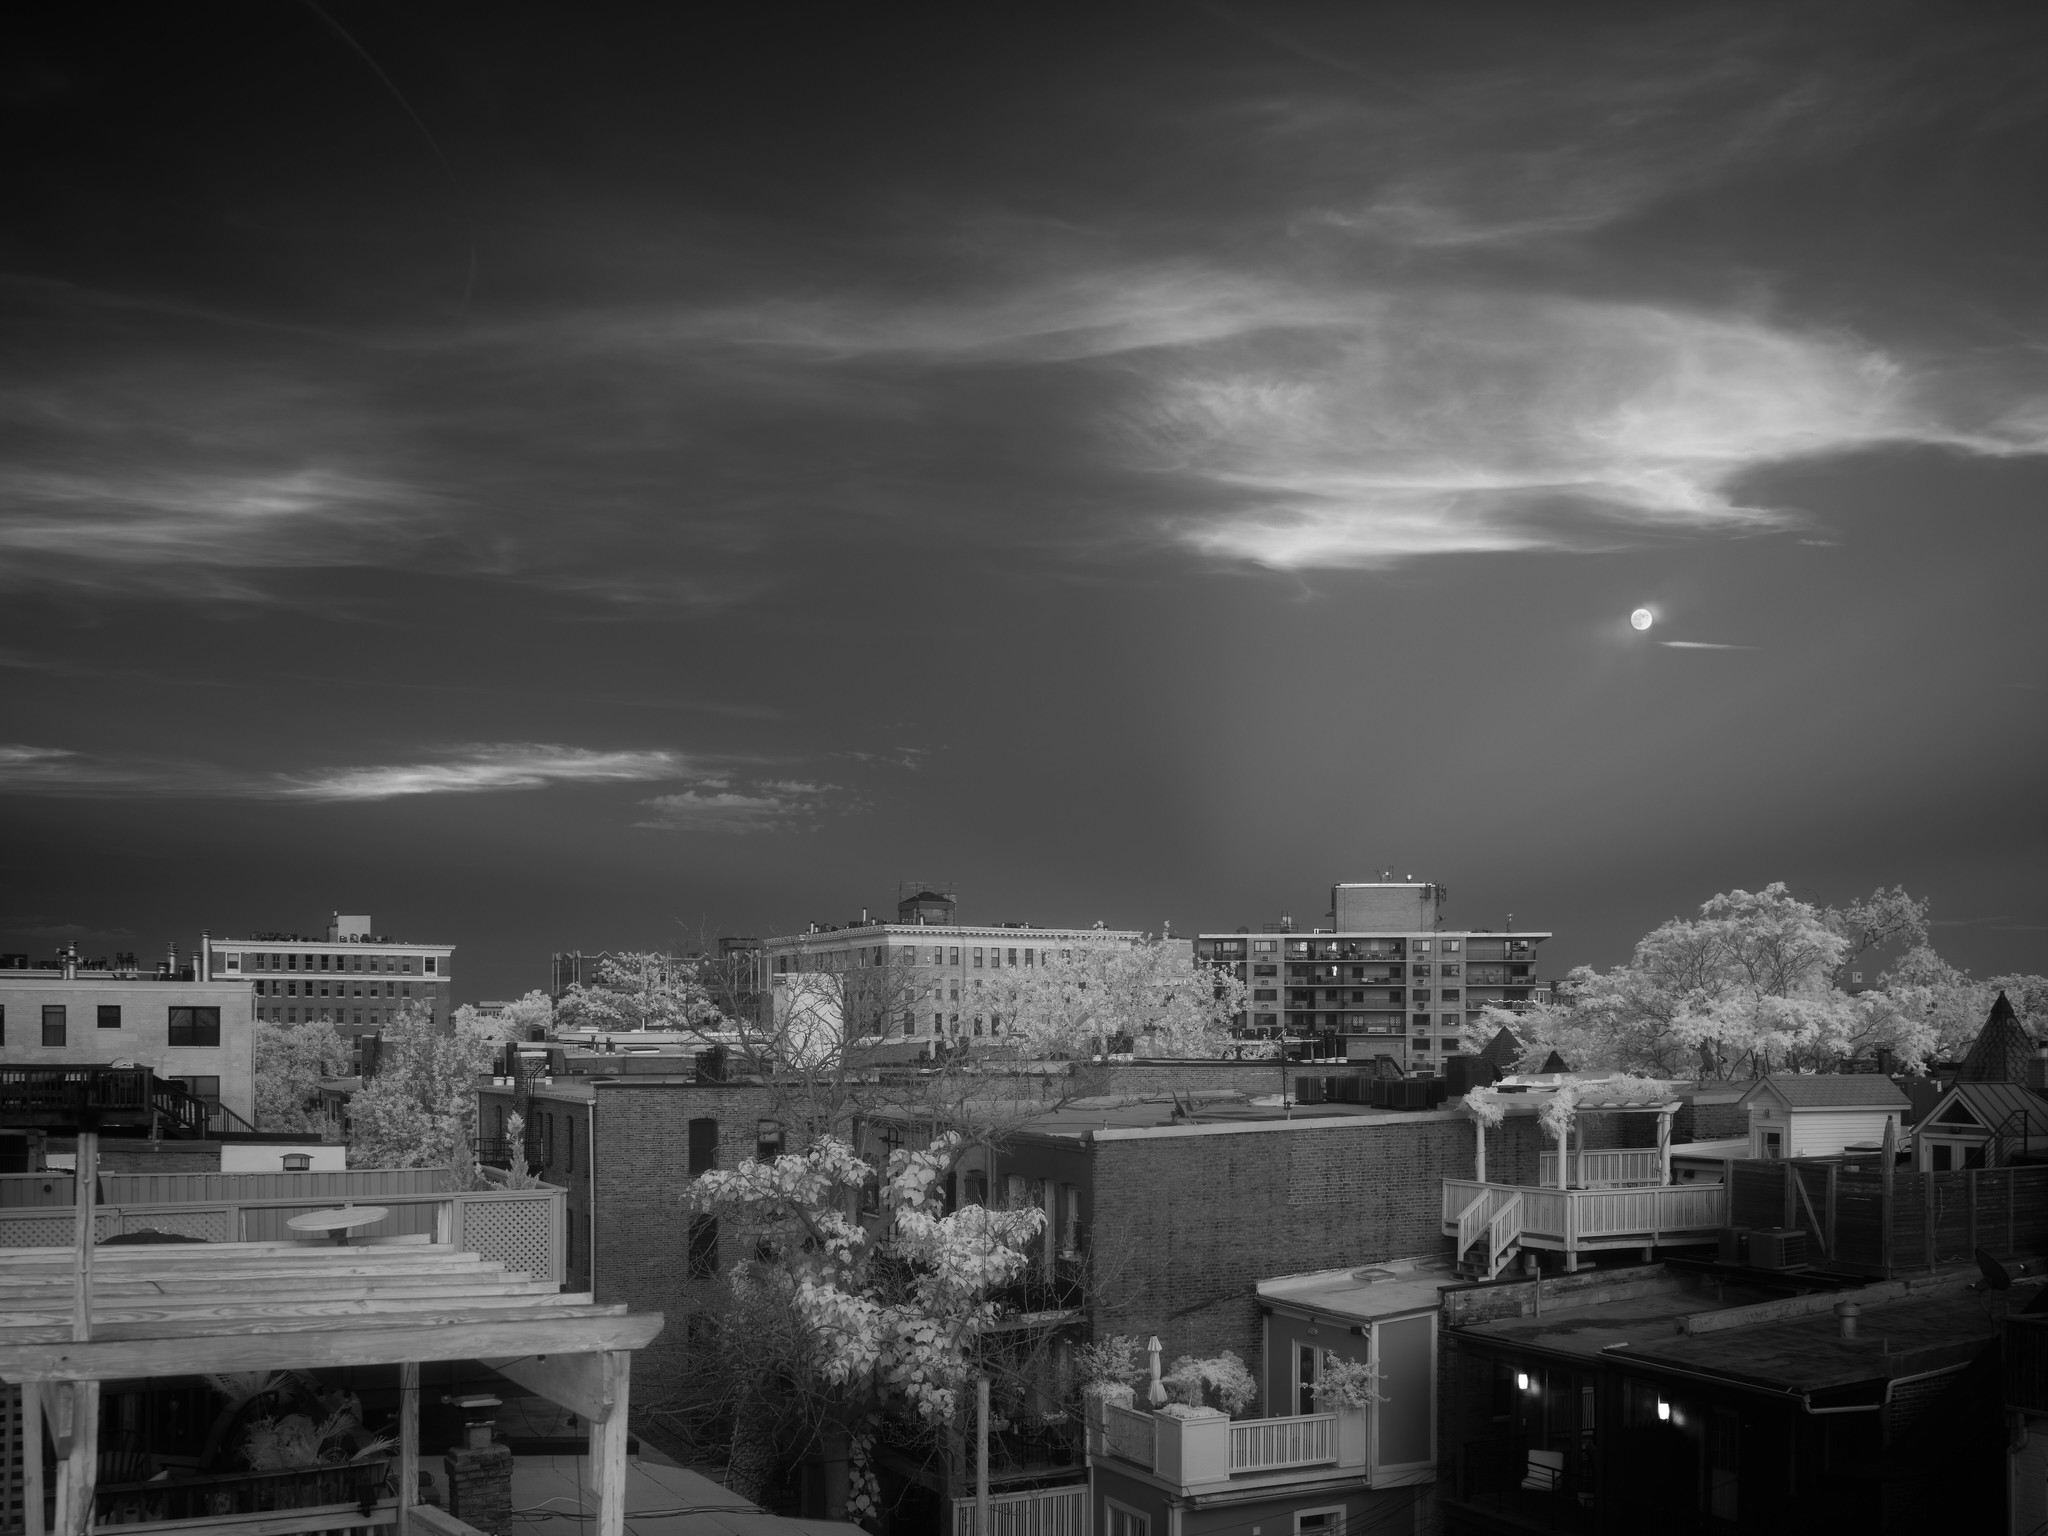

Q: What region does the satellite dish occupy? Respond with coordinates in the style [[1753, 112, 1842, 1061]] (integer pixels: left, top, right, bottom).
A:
[[1977, 1247, 2012, 1290]]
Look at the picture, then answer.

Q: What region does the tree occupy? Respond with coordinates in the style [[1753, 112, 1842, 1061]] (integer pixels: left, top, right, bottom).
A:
[[346, 1001, 500, 1168], [682, 1131, 1043, 1516], [450, 989, 554, 1043], [1462, 881, 2048, 1079], [981, 937, 1249, 1059], [554, 953, 724, 1034], [252, 1020, 351, 1134]]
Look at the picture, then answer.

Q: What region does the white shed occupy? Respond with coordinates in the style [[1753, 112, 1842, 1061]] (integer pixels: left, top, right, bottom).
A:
[[1736, 1074, 1910, 1159]]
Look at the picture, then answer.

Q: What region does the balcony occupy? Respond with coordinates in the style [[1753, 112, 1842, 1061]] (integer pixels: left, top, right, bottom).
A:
[[1443, 1178, 1724, 1274], [1090, 1402, 1367, 1493], [1536, 1149, 1666, 1189]]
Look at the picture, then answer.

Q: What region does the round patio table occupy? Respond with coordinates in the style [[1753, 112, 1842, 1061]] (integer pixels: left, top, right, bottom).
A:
[[285, 1206, 389, 1246]]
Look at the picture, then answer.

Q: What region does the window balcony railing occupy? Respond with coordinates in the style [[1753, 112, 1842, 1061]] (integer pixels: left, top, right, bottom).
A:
[[1090, 1402, 1367, 1492]]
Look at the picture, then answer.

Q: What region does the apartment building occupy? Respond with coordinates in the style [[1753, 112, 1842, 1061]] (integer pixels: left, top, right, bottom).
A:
[[204, 912, 454, 1030], [0, 960, 256, 1127], [1199, 880, 1550, 1069], [760, 888, 1146, 1043]]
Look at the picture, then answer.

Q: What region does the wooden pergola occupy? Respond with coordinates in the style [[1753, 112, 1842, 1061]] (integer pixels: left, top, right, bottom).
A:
[[0, 1178, 661, 1535]]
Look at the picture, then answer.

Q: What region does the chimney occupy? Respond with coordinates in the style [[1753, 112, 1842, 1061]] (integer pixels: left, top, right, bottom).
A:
[[199, 930, 211, 982], [1834, 1300, 1860, 1340], [61, 944, 77, 982]]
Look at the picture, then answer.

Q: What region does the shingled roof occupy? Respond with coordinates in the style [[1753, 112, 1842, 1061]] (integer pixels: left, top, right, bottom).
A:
[[1959, 991, 2036, 1085], [1478, 1027, 1524, 1070], [1738, 1073, 1912, 1109]]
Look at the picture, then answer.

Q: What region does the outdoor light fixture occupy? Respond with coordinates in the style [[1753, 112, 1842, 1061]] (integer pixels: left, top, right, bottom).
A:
[[1516, 1372, 1530, 1391], [1657, 1400, 1670, 1421]]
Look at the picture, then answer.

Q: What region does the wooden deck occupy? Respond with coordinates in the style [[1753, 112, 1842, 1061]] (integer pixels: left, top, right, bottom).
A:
[[1443, 1179, 1725, 1272], [0, 1238, 661, 1536]]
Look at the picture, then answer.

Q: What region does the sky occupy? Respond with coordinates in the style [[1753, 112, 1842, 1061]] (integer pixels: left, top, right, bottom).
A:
[[3, 1, 2046, 1002]]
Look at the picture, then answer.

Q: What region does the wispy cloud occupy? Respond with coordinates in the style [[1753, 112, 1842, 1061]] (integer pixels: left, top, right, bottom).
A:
[[1658, 640, 1755, 651], [635, 777, 841, 834], [0, 743, 694, 802]]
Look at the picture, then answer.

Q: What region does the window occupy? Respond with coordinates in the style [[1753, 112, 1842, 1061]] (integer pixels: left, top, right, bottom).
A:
[[1762, 1130, 1782, 1159], [1412, 1013, 1430, 1029], [1106, 1502, 1149, 1536], [688, 1214, 720, 1278], [352, 956, 363, 971], [223, 952, 241, 971], [756, 1120, 784, 1162], [282, 1153, 312, 1172], [177, 1076, 221, 1105], [43, 1006, 66, 1047], [1254, 939, 1277, 953], [1441, 963, 1461, 978], [1414, 940, 1432, 953], [424, 957, 438, 975], [97, 1005, 121, 1030], [973, 948, 984, 968], [1441, 939, 1461, 953], [1, 1005, 6, 1044], [1006, 948, 1017, 966], [688, 1117, 719, 1176], [1024, 948, 1034, 965], [948, 947, 960, 964], [1296, 1342, 1322, 1414], [1295, 1509, 1345, 1536], [168, 1007, 221, 1047]]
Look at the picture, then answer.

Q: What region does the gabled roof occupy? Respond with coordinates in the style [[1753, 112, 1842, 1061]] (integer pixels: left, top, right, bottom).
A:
[[1538, 1050, 1569, 1074], [1959, 991, 2036, 1085], [1736, 1073, 1911, 1110], [1478, 1027, 1523, 1070], [1923, 1080, 2048, 1136]]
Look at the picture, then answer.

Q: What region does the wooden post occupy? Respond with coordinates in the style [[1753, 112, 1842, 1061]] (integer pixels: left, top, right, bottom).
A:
[[1556, 1123, 1569, 1192], [72, 1132, 96, 1343], [1783, 1162, 1796, 1231], [397, 1362, 419, 1534], [1658, 1107, 1673, 1187], [1923, 1172, 1936, 1274], [1879, 1119, 1896, 1276], [976, 1375, 991, 1536], [1573, 1118, 1584, 1188], [588, 1351, 631, 1536], [1826, 1162, 1838, 1261], [23, 1383, 44, 1536], [60, 1381, 98, 1536], [1967, 1170, 1978, 1258]]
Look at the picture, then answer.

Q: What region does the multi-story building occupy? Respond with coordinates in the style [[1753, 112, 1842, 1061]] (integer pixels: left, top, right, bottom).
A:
[[0, 955, 257, 1128], [760, 888, 1146, 1044], [204, 912, 454, 1032], [1198, 880, 1550, 1069]]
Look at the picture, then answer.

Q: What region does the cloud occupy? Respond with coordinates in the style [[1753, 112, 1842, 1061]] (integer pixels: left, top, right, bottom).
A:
[[636, 778, 840, 835], [1659, 641, 1756, 651], [0, 743, 693, 802]]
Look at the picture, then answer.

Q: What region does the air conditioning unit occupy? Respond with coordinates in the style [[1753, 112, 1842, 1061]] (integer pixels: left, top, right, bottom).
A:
[[1748, 1228, 1809, 1270]]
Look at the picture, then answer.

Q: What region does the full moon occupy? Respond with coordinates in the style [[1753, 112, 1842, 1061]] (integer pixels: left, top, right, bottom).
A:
[[1630, 608, 1654, 631]]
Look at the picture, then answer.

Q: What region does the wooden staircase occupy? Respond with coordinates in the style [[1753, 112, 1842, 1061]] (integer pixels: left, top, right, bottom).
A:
[[1453, 1187, 1524, 1281]]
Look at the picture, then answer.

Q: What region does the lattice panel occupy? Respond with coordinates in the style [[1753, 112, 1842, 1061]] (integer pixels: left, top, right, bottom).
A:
[[117, 1210, 232, 1244], [0, 1216, 73, 1249], [463, 1198, 553, 1282]]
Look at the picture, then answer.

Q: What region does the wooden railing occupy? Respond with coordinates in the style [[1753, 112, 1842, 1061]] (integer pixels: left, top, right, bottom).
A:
[[0, 1168, 450, 1208], [1229, 1412, 1335, 1471], [96, 1457, 392, 1527], [1442, 1179, 1724, 1259], [952, 1483, 1089, 1536], [1537, 1149, 1664, 1188], [0, 1185, 566, 1284], [1101, 1404, 1156, 1469], [1484, 1192, 1523, 1277]]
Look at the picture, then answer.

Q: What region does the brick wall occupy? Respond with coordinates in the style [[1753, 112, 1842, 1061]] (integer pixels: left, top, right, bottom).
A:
[[1068, 1059, 1294, 1099], [586, 1078, 790, 1424], [1085, 1114, 1475, 1373]]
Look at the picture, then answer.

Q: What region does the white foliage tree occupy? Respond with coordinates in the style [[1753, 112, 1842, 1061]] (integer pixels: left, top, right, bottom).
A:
[[555, 952, 725, 1035], [981, 938, 1248, 1059], [346, 1001, 500, 1168], [252, 1019, 351, 1135], [684, 1132, 1042, 1516], [450, 989, 554, 1043]]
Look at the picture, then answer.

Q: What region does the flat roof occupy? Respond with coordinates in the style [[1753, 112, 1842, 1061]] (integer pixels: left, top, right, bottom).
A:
[[1259, 1257, 1459, 1322], [1461, 1272, 2010, 1394]]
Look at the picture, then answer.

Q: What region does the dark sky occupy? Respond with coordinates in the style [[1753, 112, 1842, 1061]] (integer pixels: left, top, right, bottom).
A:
[[4, 2, 2045, 1002]]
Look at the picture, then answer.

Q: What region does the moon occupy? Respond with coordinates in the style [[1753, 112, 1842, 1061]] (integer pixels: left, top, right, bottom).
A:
[[1629, 608, 1654, 631]]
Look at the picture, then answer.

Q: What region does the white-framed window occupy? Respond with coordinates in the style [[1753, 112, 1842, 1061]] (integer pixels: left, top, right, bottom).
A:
[[1441, 938, 1461, 953], [1295, 1508, 1347, 1536], [1253, 939, 1277, 953], [1413, 939, 1432, 953], [1105, 1500, 1150, 1536], [425, 957, 438, 975], [223, 952, 241, 971]]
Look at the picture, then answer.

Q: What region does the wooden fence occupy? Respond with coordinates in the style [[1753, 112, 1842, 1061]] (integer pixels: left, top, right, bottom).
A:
[[1725, 1159, 2048, 1275], [952, 1484, 1087, 1536], [0, 1168, 451, 1209]]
